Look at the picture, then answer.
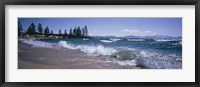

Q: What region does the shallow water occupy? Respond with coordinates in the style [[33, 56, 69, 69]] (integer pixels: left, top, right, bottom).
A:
[[19, 36, 182, 69]]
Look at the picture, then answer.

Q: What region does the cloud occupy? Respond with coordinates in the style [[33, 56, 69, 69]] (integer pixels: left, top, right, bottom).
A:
[[121, 29, 156, 36]]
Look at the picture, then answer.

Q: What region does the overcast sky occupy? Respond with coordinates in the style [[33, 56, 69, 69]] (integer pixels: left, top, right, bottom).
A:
[[18, 18, 182, 36]]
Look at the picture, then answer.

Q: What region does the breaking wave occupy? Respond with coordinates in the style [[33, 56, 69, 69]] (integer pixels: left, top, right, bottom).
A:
[[19, 39, 118, 56], [110, 39, 121, 42], [19, 39, 182, 69], [100, 39, 121, 43], [100, 40, 113, 43], [127, 39, 144, 41], [19, 39, 53, 48]]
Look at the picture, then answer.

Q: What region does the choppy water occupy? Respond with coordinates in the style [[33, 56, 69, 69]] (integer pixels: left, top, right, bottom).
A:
[[19, 36, 182, 69]]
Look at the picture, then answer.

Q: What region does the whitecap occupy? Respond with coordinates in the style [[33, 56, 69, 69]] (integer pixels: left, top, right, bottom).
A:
[[117, 59, 137, 66], [75, 45, 118, 56], [83, 38, 89, 40], [110, 39, 121, 42], [100, 40, 113, 43], [19, 39, 53, 48], [155, 39, 172, 42], [127, 39, 143, 41], [136, 50, 182, 69]]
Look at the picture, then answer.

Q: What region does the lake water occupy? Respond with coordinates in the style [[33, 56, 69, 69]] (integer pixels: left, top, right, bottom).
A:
[[19, 36, 182, 69]]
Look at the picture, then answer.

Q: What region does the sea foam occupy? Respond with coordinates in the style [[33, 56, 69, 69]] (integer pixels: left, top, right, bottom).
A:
[[127, 39, 143, 41], [100, 40, 113, 43], [20, 39, 118, 56], [136, 50, 182, 69], [19, 39, 53, 48], [19, 39, 182, 69]]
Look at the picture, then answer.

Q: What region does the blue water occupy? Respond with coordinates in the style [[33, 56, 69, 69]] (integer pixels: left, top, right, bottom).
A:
[[19, 36, 182, 69]]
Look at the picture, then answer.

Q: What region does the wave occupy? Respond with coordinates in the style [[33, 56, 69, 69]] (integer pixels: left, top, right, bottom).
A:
[[76, 45, 118, 56], [20, 39, 118, 56], [155, 39, 181, 42], [110, 39, 121, 42], [55, 41, 118, 56], [19, 39, 182, 69], [54, 41, 76, 49], [100, 40, 113, 43], [136, 51, 182, 69], [19, 39, 53, 48], [116, 60, 137, 66], [83, 38, 89, 40], [127, 39, 144, 42], [100, 39, 121, 43], [155, 39, 173, 42]]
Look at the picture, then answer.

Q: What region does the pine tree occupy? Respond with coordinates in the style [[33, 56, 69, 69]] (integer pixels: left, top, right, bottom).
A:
[[51, 30, 54, 35], [59, 29, 62, 35], [69, 28, 73, 37], [84, 25, 88, 37], [44, 26, 50, 37], [73, 27, 77, 37], [37, 23, 43, 34], [18, 21, 23, 37], [82, 28, 85, 37], [64, 30, 68, 35], [77, 26, 82, 37], [27, 23, 36, 36]]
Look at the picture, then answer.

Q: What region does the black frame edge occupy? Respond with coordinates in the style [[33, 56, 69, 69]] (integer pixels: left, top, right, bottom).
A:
[[0, 0, 5, 86], [195, 1, 200, 85], [1, 0, 200, 5], [1, 0, 200, 87]]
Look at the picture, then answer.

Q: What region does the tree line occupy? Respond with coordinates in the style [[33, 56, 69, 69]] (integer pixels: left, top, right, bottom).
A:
[[18, 21, 89, 38]]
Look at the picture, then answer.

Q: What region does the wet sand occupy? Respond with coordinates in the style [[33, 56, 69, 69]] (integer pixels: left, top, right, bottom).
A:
[[18, 42, 138, 69]]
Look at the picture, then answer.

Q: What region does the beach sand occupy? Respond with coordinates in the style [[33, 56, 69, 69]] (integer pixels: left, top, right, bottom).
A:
[[18, 42, 138, 69]]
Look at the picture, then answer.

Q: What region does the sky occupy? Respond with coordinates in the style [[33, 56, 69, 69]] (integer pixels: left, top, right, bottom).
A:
[[18, 18, 182, 37]]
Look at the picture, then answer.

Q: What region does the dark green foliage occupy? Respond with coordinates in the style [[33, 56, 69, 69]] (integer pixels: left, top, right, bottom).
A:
[[37, 23, 43, 34], [51, 30, 54, 35], [20, 22, 89, 38], [73, 27, 77, 37], [63, 30, 68, 38], [27, 23, 36, 36], [82, 28, 85, 37], [18, 21, 23, 37], [59, 29, 62, 35], [84, 25, 88, 37], [69, 28, 73, 37], [77, 26, 82, 37], [64, 30, 68, 35], [44, 26, 50, 37]]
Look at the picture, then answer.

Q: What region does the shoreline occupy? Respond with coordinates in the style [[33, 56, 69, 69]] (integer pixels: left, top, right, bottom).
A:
[[18, 42, 139, 69]]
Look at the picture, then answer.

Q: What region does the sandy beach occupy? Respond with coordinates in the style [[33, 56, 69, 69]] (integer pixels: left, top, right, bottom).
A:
[[18, 42, 138, 69]]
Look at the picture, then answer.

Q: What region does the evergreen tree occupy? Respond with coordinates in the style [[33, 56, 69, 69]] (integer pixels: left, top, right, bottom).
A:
[[18, 21, 23, 37], [59, 29, 62, 35], [73, 27, 77, 37], [51, 30, 54, 35], [69, 28, 73, 37], [77, 26, 82, 37], [84, 25, 88, 37], [63, 30, 68, 38], [44, 26, 50, 37], [82, 28, 85, 37], [27, 23, 36, 36], [64, 30, 68, 35], [37, 23, 43, 34]]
